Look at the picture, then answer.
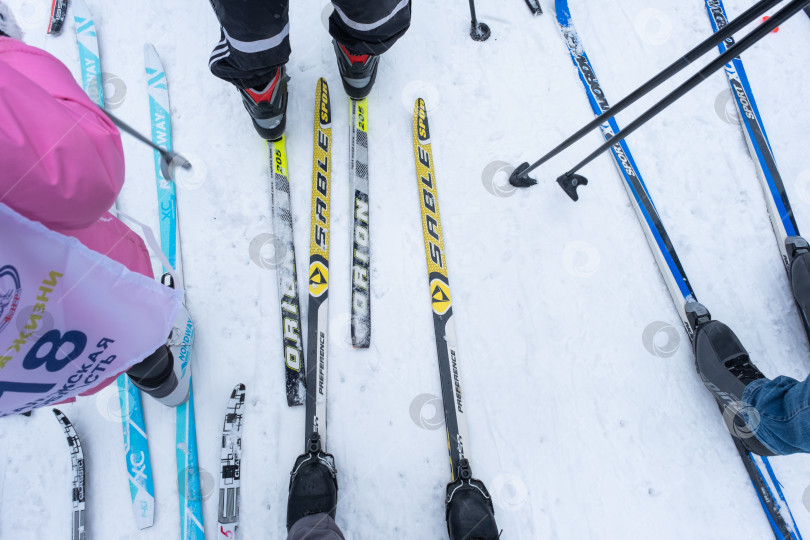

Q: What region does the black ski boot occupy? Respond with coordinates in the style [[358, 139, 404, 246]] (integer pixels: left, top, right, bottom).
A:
[[686, 302, 774, 456], [286, 433, 338, 531], [332, 40, 379, 100], [238, 66, 289, 141], [445, 460, 500, 540], [786, 236, 810, 331]]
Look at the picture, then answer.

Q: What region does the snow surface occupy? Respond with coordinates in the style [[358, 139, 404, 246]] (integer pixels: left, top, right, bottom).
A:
[[2, 0, 810, 538]]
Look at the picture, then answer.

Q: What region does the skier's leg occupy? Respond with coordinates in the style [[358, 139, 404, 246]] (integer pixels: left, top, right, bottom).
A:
[[287, 514, 345, 540], [328, 0, 411, 54], [743, 376, 810, 455], [328, 0, 412, 98], [208, 0, 290, 88], [128, 273, 195, 407], [207, 0, 290, 139]]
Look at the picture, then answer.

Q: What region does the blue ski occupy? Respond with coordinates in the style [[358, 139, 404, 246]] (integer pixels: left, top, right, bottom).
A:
[[704, 0, 810, 340], [144, 42, 204, 540], [72, 0, 102, 108], [117, 375, 155, 529], [72, 0, 155, 528], [554, 2, 802, 539]]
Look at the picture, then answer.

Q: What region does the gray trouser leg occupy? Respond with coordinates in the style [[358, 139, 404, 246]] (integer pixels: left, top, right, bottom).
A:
[[329, 0, 412, 54], [287, 513, 345, 540], [207, 0, 411, 88], [208, 0, 290, 88]]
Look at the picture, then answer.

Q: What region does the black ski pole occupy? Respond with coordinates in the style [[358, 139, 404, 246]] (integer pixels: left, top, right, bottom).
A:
[[469, 0, 491, 41], [550, 0, 810, 201], [510, 0, 786, 187], [104, 110, 191, 180]]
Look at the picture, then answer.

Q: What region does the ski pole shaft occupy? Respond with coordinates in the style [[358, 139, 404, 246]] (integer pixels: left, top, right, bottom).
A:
[[104, 110, 191, 178], [513, 0, 785, 182], [562, 0, 809, 183], [468, 0, 491, 41]]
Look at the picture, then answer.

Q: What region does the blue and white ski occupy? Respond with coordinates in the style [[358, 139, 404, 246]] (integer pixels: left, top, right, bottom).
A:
[[554, 2, 802, 539], [72, 1, 155, 529], [144, 42, 204, 540], [72, 0, 103, 108], [118, 375, 155, 529], [704, 0, 810, 339]]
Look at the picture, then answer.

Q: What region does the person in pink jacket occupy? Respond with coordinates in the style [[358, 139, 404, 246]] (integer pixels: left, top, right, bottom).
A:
[[0, 3, 193, 407]]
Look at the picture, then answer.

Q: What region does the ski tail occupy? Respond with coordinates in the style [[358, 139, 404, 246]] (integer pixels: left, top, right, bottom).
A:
[[350, 97, 371, 348], [305, 78, 332, 445], [218, 384, 246, 539], [53, 409, 86, 540], [554, 2, 801, 538], [735, 437, 803, 540], [267, 137, 307, 407], [47, 0, 69, 34], [177, 384, 204, 540], [524, 0, 543, 15], [117, 375, 155, 529]]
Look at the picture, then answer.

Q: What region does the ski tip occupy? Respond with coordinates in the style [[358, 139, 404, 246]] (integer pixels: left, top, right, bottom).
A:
[[232, 383, 246, 399], [47, 0, 69, 35], [556, 173, 588, 201], [509, 162, 537, 188], [414, 98, 430, 142], [524, 0, 543, 15]]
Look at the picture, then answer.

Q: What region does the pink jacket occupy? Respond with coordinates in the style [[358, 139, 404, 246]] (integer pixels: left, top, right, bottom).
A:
[[0, 37, 151, 276], [0, 37, 154, 395]]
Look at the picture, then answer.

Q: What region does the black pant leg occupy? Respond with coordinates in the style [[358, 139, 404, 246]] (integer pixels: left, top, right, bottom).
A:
[[208, 0, 291, 89], [328, 0, 411, 55]]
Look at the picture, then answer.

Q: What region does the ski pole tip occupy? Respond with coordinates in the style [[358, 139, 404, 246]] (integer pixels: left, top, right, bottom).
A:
[[509, 162, 537, 188], [470, 22, 491, 41], [556, 173, 588, 201]]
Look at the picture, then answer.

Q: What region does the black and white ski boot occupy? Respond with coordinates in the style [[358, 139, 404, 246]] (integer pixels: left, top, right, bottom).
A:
[[238, 66, 289, 141], [286, 433, 338, 531], [786, 236, 810, 331], [129, 273, 195, 407], [332, 40, 379, 100], [446, 459, 500, 540], [686, 302, 774, 456]]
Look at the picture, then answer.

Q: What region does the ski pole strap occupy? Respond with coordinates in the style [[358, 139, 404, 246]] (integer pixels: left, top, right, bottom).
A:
[[114, 210, 184, 292]]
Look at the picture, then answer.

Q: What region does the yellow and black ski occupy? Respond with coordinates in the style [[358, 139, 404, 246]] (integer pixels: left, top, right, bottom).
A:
[[268, 136, 306, 407], [305, 79, 332, 444], [412, 98, 498, 539], [350, 98, 371, 348]]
